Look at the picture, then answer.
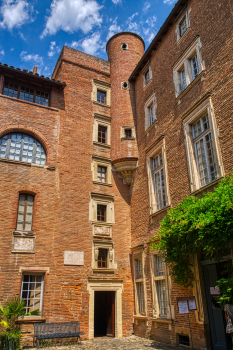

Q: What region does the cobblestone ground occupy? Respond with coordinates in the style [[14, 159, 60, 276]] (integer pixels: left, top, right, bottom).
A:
[[31, 335, 180, 350]]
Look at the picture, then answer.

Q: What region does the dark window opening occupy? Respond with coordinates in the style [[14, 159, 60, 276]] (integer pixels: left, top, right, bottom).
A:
[[145, 69, 150, 85], [179, 335, 190, 347], [3, 81, 49, 106], [121, 43, 127, 50], [98, 125, 107, 144], [98, 248, 108, 268], [98, 166, 107, 182], [122, 81, 128, 89], [97, 204, 106, 222], [97, 90, 106, 104], [125, 129, 132, 138]]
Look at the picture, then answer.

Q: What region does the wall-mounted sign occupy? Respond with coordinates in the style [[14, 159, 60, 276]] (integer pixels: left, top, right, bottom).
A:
[[64, 251, 84, 266], [210, 287, 220, 295], [178, 300, 189, 314], [188, 299, 197, 310]]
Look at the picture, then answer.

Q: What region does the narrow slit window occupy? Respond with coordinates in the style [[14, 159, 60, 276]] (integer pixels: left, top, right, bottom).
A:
[[180, 69, 187, 92], [98, 125, 107, 144], [97, 204, 106, 222], [97, 90, 106, 104], [16, 194, 34, 231], [152, 153, 166, 211], [191, 54, 199, 80], [179, 16, 187, 37], [98, 248, 108, 268], [97, 166, 107, 182]]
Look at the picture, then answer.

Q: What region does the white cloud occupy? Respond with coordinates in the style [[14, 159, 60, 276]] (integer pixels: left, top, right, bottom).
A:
[[81, 32, 104, 55], [128, 12, 138, 22], [163, 0, 176, 4], [48, 41, 60, 57], [143, 2, 151, 13], [112, 0, 121, 4], [41, 0, 102, 38], [0, 0, 33, 30], [146, 15, 157, 27], [106, 18, 121, 40], [20, 51, 44, 74], [0, 50, 5, 55], [11, 48, 15, 51]]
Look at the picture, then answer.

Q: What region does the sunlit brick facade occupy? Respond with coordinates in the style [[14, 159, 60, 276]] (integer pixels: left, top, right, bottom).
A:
[[0, 0, 233, 348]]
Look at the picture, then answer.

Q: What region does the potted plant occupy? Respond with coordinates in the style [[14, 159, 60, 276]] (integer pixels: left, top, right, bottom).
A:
[[0, 297, 39, 350]]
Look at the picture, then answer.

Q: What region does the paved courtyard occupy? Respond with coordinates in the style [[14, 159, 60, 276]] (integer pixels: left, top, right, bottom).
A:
[[32, 335, 180, 350]]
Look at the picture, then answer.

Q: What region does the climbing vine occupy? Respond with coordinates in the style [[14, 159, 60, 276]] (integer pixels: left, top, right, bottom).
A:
[[151, 175, 233, 287]]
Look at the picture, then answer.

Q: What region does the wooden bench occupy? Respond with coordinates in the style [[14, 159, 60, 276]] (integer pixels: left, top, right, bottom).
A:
[[34, 321, 85, 347]]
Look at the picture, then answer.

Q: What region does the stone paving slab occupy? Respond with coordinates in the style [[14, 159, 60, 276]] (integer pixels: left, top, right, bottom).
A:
[[31, 335, 181, 350]]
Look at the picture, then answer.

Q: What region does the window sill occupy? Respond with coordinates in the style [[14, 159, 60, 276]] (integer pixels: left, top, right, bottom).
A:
[[0, 157, 55, 170], [133, 315, 148, 320], [145, 120, 158, 134], [93, 269, 115, 273], [152, 318, 173, 324], [121, 137, 135, 141], [93, 141, 110, 148], [93, 181, 112, 187], [13, 230, 35, 236], [176, 70, 205, 101], [0, 94, 58, 111], [16, 317, 45, 324], [150, 205, 171, 218], [92, 221, 113, 225], [177, 27, 191, 44], [93, 101, 110, 108], [143, 79, 152, 91], [190, 177, 224, 196]]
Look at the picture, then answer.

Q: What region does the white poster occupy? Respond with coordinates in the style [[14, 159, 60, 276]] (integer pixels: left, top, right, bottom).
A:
[[188, 299, 197, 310], [178, 300, 189, 314]]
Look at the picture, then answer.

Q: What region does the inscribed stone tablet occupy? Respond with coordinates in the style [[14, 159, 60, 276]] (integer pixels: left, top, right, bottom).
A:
[[64, 251, 84, 266], [13, 237, 34, 252]]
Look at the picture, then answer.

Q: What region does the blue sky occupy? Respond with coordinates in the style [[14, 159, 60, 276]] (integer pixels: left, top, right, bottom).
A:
[[0, 0, 176, 77]]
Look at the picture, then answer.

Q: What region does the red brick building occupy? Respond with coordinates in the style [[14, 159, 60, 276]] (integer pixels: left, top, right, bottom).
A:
[[0, 0, 232, 348]]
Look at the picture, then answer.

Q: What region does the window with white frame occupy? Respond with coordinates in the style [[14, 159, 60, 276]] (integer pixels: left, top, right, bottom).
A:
[[183, 97, 223, 192], [144, 92, 157, 130], [92, 155, 112, 185], [176, 10, 190, 41], [152, 153, 166, 211], [134, 258, 145, 315], [173, 37, 205, 97], [93, 240, 116, 270], [151, 253, 171, 319], [93, 114, 111, 147], [21, 274, 44, 314], [143, 64, 152, 88], [146, 139, 170, 215], [192, 114, 217, 187], [91, 79, 111, 106]]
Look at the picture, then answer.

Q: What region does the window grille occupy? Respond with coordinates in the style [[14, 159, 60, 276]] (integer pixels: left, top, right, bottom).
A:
[[97, 166, 107, 182], [0, 133, 46, 165], [154, 255, 168, 317], [179, 17, 187, 37], [152, 153, 166, 211], [3, 81, 49, 106], [98, 125, 107, 144], [135, 259, 143, 279], [97, 90, 106, 104], [98, 248, 108, 268], [97, 204, 106, 222], [180, 69, 187, 92], [21, 274, 44, 314], [191, 54, 199, 80], [137, 282, 145, 314], [17, 194, 34, 231], [192, 114, 217, 187]]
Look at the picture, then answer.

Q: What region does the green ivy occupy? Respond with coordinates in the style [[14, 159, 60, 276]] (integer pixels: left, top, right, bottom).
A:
[[151, 175, 233, 287]]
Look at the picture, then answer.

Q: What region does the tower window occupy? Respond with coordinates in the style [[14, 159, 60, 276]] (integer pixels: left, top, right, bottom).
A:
[[97, 90, 106, 104], [97, 204, 106, 222], [98, 248, 108, 268], [98, 125, 107, 144], [125, 129, 132, 138], [121, 43, 128, 50]]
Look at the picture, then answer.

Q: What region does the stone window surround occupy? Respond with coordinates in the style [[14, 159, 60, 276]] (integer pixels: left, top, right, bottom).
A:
[[120, 126, 136, 140], [146, 137, 170, 215], [91, 79, 111, 106], [132, 246, 147, 317], [92, 240, 117, 271], [173, 36, 205, 98], [87, 278, 123, 339], [150, 250, 173, 323], [142, 61, 152, 88], [175, 7, 191, 42], [182, 95, 224, 193], [92, 155, 112, 185], [144, 91, 157, 131], [89, 192, 115, 224], [93, 113, 111, 147]]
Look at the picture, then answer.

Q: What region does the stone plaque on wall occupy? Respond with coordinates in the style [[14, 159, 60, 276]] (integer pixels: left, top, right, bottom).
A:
[[13, 237, 35, 253], [64, 251, 84, 266], [94, 226, 111, 236]]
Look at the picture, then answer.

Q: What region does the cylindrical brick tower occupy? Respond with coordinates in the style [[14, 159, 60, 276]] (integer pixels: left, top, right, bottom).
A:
[[106, 32, 145, 185]]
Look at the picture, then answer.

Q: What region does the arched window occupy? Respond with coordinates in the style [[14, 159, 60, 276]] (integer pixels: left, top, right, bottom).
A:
[[0, 133, 46, 165]]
